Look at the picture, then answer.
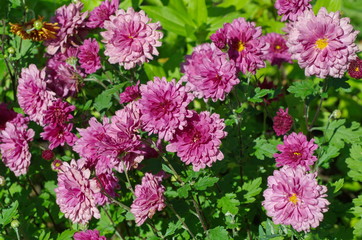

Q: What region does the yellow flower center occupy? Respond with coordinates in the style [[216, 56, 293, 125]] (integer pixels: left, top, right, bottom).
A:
[[237, 41, 245, 52], [275, 45, 281, 50], [355, 66, 360, 72], [315, 38, 328, 50], [293, 152, 301, 156], [289, 193, 299, 204], [55, 162, 61, 167]]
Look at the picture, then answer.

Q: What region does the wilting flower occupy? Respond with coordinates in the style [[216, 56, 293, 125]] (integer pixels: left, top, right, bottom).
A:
[[131, 173, 165, 226], [263, 166, 329, 232], [10, 16, 59, 41], [274, 132, 317, 170], [211, 17, 266, 74], [261, 33, 292, 66], [0, 103, 17, 131], [17, 64, 56, 126], [87, 0, 119, 28], [94, 172, 119, 206], [43, 99, 75, 126], [139, 77, 194, 141], [55, 160, 100, 224], [41, 123, 76, 150], [119, 82, 141, 104], [273, 108, 293, 136], [166, 111, 227, 171], [0, 115, 34, 176], [74, 229, 106, 240], [78, 38, 101, 74], [275, 0, 312, 22], [181, 43, 239, 102], [285, 7, 359, 78], [348, 58, 362, 79], [101, 7, 163, 69]]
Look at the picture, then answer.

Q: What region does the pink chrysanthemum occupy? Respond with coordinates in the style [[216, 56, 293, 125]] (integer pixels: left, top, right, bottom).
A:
[[285, 7, 359, 78], [131, 173, 166, 226], [211, 18, 267, 74], [275, 0, 312, 22], [181, 43, 239, 102], [45, 3, 88, 55], [166, 111, 227, 171], [43, 99, 75, 126], [42, 149, 54, 161], [78, 38, 101, 74], [263, 166, 329, 232], [210, 28, 227, 49], [17, 64, 56, 126], [51, 159, 63, 171], [0, 115, 34, 176], [119, 83, 141, 104], [41, 123, 76, 150], [261, 33, 292, 66], [94, 172, 119, 206], [273, 108, 293, 136], [274, 132, 317, 170], [139, 77, 194, 141], [74, 229, 106, 240], [0, 103, 17, 130], [101, 7, 163, 69], [348, 58, 362, 79], [55, 160, 100, 224], [87, 0, 119, 29]]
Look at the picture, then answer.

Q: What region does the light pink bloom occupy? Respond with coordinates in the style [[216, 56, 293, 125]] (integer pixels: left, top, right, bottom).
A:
[[263, 166, 329, 232], [101, 7, 163, 69], [86, 0, 119, 29], [78, 38, 101, 74], [273, 108, 293, 136], [275, 0, 312, 22], [74, 229, 106, 240]]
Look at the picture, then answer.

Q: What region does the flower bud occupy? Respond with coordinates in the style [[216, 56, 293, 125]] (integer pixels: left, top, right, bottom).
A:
[[11, 220, 20, 228], [0, 176, 5, 186], [7, 47, 15, 55], [33, 20, 43, 30], [332, 110, 341, 119]]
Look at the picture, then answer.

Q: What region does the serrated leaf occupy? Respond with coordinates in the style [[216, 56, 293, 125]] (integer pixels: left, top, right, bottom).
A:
[[38, 231, 52, 240], [161, 164, 174, 175], [325, 120, 362, 148], [346, 144, 362, 181], [313, 0, 342, 13], [317, 145, 341, 167], [164, 220, 183, 237], [207, 226, 229, 240], [0, 200, 19, 226], [248, 88, 274, 103], [217, 193, 240, 215], [252, 137, 280, 160], [332, 178, 344, 194], [287, 80, 316, 100], [187, 0, 207, 27], [194, 176, 219, 190], [94, 92, 112, 112], [56, 230, 76, 240], [241, 178, 262, 203], [177, 184, 191, 198], [44, 181, 57, 197], [352, 195, 362, 236]]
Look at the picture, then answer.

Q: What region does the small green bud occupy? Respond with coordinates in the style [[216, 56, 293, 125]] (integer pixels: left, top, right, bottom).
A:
[[7, 47, 15, 55], [33, 20, 43, 30], [332, 110, 341, 119], [11, 220, 20, 228], [0, 176, 5, 186]]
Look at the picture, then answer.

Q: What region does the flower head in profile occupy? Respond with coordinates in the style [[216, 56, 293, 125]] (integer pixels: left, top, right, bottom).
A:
[[0, 103, 17, 130], [263, 166, 329, 232], [285, 7, 359, 78], [131, 173, 166, 226], [348, 58, 362, 79], [74, 229, 106, 240], [87, 0, 119, 29], [166, 111, 227, 171], [274, 132, 317, 170], [273, 108, 293, 136], [181, 43, 239, 102], [101, 7, 163, 69], [78, 38, 101, 74], [275, 0, 312, 22], [261, 33, 292, 66], [139, 77, 194, 141]]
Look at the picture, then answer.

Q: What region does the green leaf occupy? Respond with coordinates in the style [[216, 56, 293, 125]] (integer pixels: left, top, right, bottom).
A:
[[322, 120, 362, 148], [0, 201, 19, 226], [56, 230, 76, 240], [317, 145, 341, 167], [82, 100, 93, 111], [287, 80, 316, 100], [314, 0, 342, 13], [352, 195, 362, 236], [10, 0, 21, 8], [164, 220, 183, 237], [161, 164, 174, 175], [38, 231, 52, 240], [94, 91, 112, 112], [241, 178, 262, 204], [252, 137, 280, 160], [332, 178, 344, 194], [346, 144, 362, 181], [143, 62, 167, 80], [187, 0, 207, 27], [207, 226, 229, 240], [217, 193, 240, 215], [248, 88, 274, 103], [177, 184, 191, 198], [194, 176, 219, 190]]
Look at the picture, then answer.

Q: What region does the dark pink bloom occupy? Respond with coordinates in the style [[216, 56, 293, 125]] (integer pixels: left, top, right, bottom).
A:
[[101, 7, 163, 69], [94, 172, 119, 206], [74, 229, 106, 240], [51, 159, 63, 171], [274, 132, 317, 170], [0, 103, 17, 130], [41, 123, 76, 150], [275, 0, 312, 22], [166, 111, 227, 171], [131, 173, 165, 226], [119, 83, 141, 104], [181, 43, 239, 102], [78, 38, 101, 74], [263, 166, 329, 232], [348, 58, 362, 79], [261, 33, 292, 66], [42, 149, 54, 160], [43, 99, 75, 125], [285, 8, 359, 78], [210, 28, 226, 49], [55, 160, 100, 224], [273, 108, 293, 136], [86, 0, 119, 29], [139, 77, 194, 141]]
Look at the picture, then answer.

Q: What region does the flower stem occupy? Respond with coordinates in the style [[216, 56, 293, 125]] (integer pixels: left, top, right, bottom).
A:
[[168, 203, 195, 239], [123, 164, 135, 195], [102, 206, 125, 240]]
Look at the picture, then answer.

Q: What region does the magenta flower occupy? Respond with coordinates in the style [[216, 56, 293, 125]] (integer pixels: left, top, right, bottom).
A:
[[78, 38, 101, 74], [87, 0, 119, 29], [45, 2, 88, 55], [139, 77, 194, 141], [0, 103, 17, 130], [43, 99, 75, 126], [55, 160, 100, 224], [275, 0, 312, 22], [348, 58, 362, 79], [101, 7, 163, 69], [41, 123, 76, 150], [285, 7, 359, 78], [119, 83, 141, 104], [274, 132, 317, 170], [210, 28, 227, 49], [131, 173, 166, 226], [51, 159, 63, 171], [74, 229, 106, 240], [94, 172, 119, 206], [261, 33, 292, 66], [211, 18, 266, 74], [0, 115, 34, 176], [42, 149, 54, 161], [166, 111, 227, 171], [263, 166, 329, 232], [273, 108, 293, 136], [17, 64, 56, 126], [181, 43, 239, 102]]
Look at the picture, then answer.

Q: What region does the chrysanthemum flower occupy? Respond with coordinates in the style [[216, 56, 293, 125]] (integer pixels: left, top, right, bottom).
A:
[[119, 82, 141, 104], [86, 0, 119, 29], [181, 43, 239, 102], [139, 77, 194, 141], [43, 99, 75, 126], [74, 229, 106, 240], [101, 7, 163, 69], [0, 115, 34, 176], [261, 33, 292, 66], [273, 108, 293, 136], [45, 2, 88, 55], [210, 17, 266, 74], [285, 7, 359, 78], [94, 172, 119, 206], [51, 159, 63, 171], [263, 166, 329, 232], [131, 173, 166, 226], [274, 132, 317, 170], [166, 111, 227, 171], [78, 38, 101, 74], [55, 160, 100, 224], [42, 149, 54, 161], [210, 28, 227, 49], [348, 58, 362, 79], [275, 0, 312, 22], [41, 123, 76, 150], [10, 16, 59, 41], [17, 64, 56, 126], [0, 103, 17, 131]]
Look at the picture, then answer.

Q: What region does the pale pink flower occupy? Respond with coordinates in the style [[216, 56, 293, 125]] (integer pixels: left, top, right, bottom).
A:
[[275, 0, 312, 22], [86, 0, 119, 29]]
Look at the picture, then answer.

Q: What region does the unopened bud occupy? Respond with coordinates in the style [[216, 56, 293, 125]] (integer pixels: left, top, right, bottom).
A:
[[33, 20, 43, 30], [7, 47, 15, 55], [332, 110, 341, 119], [11, 220, 20, 228], [0, 176, 5, 186]]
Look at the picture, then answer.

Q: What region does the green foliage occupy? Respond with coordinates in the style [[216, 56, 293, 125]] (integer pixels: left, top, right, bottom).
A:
[[0, 201, 19, 227], [241, 178, 263, 204], [217, 193, 240, 215], [194, 176, 219, 190], [288, 80, 318, 100], [207, 226, 229, 240], [346, 144, 362, 181]]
